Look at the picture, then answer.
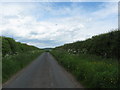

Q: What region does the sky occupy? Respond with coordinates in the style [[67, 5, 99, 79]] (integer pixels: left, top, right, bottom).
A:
[[0, 1, 118, 48]]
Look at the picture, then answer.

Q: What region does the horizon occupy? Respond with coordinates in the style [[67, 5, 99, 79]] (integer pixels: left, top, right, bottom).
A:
[[1, 29, 118, 49], [0, 1, 118, 48]]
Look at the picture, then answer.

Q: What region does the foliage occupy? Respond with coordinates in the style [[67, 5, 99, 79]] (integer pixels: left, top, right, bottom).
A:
[[2, 36, 40, 57], [2, 36, 44, 83], [51, 50, 119, 88], [51, 30, 119, 88], [55, 30, 120, 60], [2, 50, 43, 83]]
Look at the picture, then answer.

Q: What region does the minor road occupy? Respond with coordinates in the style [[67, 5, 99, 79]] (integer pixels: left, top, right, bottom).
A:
[[3, 52, 83, 88]]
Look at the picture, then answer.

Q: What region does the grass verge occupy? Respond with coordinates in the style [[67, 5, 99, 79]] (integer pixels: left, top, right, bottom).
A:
[[51, 50, 119, 88], [2, 50, 44, 83]]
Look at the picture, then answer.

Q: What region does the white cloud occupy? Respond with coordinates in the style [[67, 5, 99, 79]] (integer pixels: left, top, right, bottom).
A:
[[0, 2, 118, 48], [92, 2, 118, 19], [0, 4, 22, 16], [27, 42, 53, 48]]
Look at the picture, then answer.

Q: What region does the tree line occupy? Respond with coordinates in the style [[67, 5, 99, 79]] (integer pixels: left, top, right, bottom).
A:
[[55, 30, 120, 60], [1, 36, 40, 57]]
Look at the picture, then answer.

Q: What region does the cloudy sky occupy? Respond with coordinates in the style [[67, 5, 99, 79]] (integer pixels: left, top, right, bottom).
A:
[[0, 1, 118, 48]]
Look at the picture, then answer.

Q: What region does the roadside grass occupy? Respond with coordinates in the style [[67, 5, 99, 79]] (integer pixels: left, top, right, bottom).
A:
[[51, 50, 119, 88], [2, 50, 44, 83]]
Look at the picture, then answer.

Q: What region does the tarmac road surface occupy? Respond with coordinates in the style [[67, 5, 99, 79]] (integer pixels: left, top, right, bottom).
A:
[[3, 52, 83, 88]]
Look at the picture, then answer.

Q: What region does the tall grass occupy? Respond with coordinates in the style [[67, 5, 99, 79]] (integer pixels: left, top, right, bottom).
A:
[[2, 50, 43, 83], [51, 50, 119, 88]]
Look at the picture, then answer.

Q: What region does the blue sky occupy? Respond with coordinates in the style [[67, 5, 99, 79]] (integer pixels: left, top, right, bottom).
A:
[[0, 1, 118, 48]]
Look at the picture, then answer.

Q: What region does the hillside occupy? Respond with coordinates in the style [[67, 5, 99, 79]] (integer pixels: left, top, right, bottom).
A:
[[1, 36, 40, 57], [55, 30, 120, 60], [51, 30, 119, 88], [2, 36, 43, 83]]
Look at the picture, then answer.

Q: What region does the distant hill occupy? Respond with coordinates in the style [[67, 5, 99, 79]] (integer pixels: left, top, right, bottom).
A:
[[44, 48, 52, 51]]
